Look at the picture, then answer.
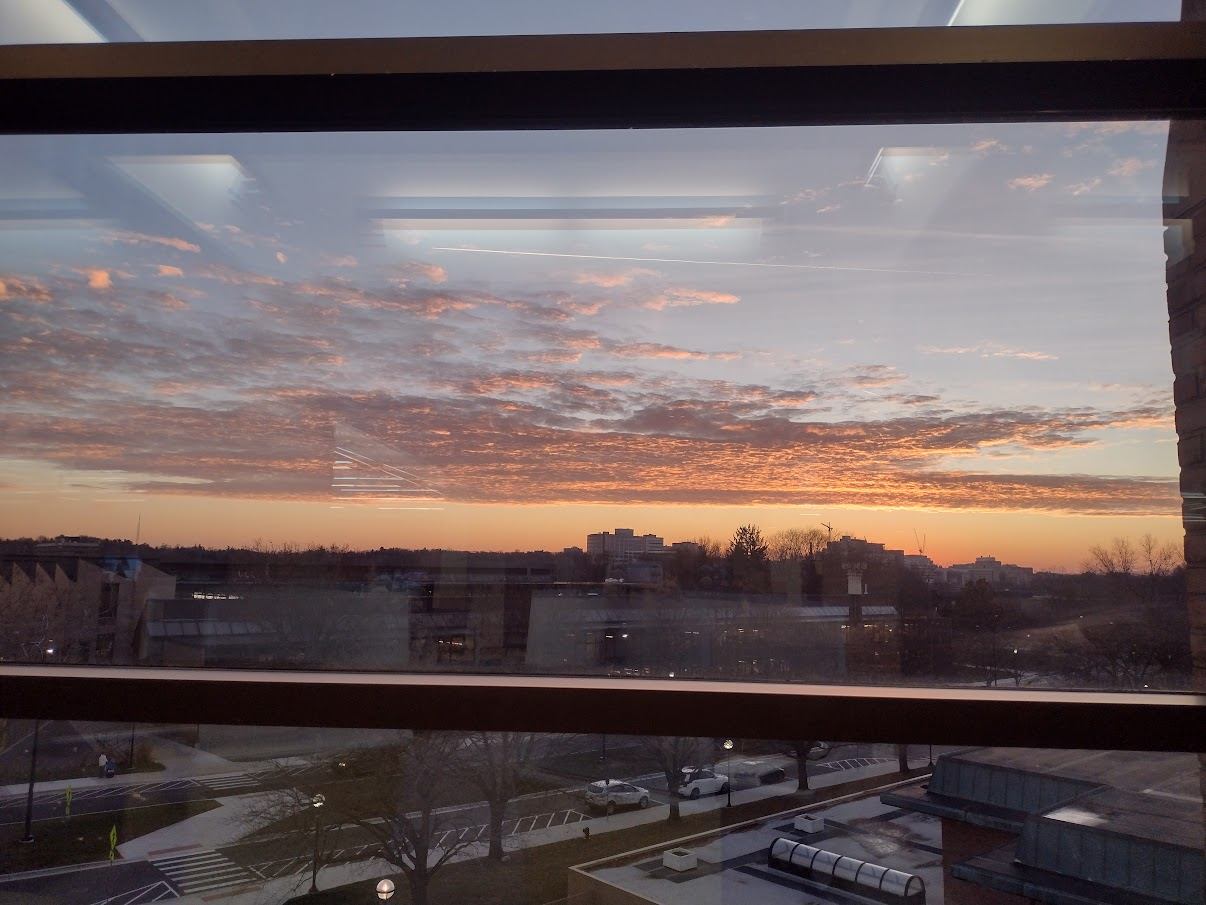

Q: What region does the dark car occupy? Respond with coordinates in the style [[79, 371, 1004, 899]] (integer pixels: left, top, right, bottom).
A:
[[730, 760, 787, 788]]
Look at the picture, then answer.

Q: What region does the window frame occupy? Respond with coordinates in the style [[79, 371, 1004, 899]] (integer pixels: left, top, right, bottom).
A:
[[1, 21, 1204, 752]]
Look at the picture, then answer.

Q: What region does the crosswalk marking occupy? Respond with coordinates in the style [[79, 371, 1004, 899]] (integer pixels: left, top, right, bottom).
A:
[[88, 881, 177, 905], [821, 756, 893, 771], [152, 849, 258, 894], [4, 777, 200, 813], [197, 773, 261, 793]]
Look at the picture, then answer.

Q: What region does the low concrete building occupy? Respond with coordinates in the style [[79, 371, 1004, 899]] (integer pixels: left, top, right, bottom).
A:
[[882, 747, 1204, 905]]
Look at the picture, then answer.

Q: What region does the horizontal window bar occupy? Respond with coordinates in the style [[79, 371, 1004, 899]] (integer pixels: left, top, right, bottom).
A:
[[2, 665, 1201, 752], [4, 24, 1206, 79], [1, 24, 1205, 132]]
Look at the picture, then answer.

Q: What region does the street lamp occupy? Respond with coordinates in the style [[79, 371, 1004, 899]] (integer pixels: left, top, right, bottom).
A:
[[722, 739, 734, 808], [376, 878, 396, 900], [20, 720, 41, 843], [309, 793, 326, 894]]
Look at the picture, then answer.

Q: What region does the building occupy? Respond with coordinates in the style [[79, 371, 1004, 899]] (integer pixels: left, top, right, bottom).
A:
[[882, 747, 1204, 905], [944, 557, 1034, 592], [526, 590, 900, 679], [568, 775, 945, 905], [587, 529, 667, 560], [136, 587, 410, 670], [0, 555, 174, 665]]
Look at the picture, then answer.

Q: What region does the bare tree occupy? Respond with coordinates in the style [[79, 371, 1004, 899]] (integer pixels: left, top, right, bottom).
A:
[[767, 527, 827, 562], [463, 731, 538, 860], [1047, 621, 1190, 688], [1086, 537, 1138, 578], [641, 737, 705, 821], [240, 732, 475, 904], [367, 732, 478, 905], [785, 740, 831, 791], [1087, 533, 1182, 605]]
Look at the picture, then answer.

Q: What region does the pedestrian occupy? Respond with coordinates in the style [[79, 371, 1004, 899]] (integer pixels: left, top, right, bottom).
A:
[[98, 752, 108, 778]]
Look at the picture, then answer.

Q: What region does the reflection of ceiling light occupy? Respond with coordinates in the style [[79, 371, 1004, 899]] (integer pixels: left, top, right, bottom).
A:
[[949, 0, 1103, 27], [1, 0, 102, 44], [866, 147, 951, 185], [109, 155, 249, 227]]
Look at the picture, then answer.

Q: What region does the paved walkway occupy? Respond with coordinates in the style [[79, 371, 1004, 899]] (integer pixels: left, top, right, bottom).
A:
[[1, 737, 290, 799]]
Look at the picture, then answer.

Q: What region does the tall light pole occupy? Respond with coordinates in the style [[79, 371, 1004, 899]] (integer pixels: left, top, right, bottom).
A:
[[722, 739, 734, 808], [308, 793, 326, 893], [20, 720, 41, 843]]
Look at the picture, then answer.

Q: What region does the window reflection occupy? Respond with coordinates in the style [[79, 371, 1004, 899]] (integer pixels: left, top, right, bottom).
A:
[[0, 122, 1195, 689]]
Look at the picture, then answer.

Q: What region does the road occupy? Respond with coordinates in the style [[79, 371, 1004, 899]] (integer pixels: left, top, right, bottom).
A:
[[0, 859, 177, 905]]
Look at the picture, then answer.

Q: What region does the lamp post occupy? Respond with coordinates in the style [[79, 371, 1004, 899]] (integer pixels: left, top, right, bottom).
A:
[[308, 793, 326, 893], [722, 739, 734, 808], [376, 878, 396, 900], [20, 720, 41, 843]]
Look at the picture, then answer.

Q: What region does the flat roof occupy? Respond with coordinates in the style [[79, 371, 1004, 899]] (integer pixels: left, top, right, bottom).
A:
[[575, 787, 944, 905], [950, 747, 1201, 796]]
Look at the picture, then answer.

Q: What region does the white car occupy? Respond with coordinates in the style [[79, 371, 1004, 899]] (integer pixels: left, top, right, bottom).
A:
[[585, 780, 651, 814], [677, 767, 729, 799]]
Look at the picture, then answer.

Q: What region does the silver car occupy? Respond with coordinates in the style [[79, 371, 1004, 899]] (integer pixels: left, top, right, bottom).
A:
[[585, 779, 651, 815]]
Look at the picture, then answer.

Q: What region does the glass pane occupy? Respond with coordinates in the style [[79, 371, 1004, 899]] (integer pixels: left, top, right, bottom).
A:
[[1, 722, 1200, 904], [0, 120, 1195, 690], [0, 0, 1183, 45]]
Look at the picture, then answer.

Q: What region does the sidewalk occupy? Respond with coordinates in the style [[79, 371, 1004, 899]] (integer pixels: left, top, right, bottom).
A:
[[117, 790, 284, 860], [0, 737, 263, 798]]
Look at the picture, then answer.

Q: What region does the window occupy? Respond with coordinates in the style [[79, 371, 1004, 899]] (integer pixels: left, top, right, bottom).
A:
[[0, 12, 1203, 904]]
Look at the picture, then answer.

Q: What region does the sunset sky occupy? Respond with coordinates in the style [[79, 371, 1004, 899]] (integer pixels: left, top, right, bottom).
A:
[[0, 113, 1188, 571]]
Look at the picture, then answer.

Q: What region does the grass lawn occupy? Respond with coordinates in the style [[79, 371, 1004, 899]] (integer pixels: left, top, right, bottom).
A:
[[0, 799, 219, 873], [284, 769, 930, 905]]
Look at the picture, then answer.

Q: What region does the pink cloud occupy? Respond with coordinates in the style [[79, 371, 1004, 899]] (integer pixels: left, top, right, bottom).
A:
[[560, 300, 604, 316], [572, 268, 656, 288], [643, 287, 741, 310], [79, 268, 112, 290], [109, 231, 201, 254], [609, 342, 709, 360], [401, 261, 448, 284], [920, 343, 1057, 361], [1066, 177, 1102, 196], [1007, 173, 1053, 192], [156, 265, 184, 278], [514, 349, 583, 364], [1107, 157, 1156, 177], [971, 138, 1008, 154], [275, 252, 287, 264]]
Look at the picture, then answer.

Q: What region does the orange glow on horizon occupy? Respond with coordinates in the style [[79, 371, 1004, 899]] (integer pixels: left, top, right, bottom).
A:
[[0, 492, 1182, 574]]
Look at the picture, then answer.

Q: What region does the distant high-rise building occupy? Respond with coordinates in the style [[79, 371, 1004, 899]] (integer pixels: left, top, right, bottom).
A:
[[586, 528, 665, 560]]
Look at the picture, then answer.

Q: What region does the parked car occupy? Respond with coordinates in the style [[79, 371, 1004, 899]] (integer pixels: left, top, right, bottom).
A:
[[730, 760, 787, 788], [584, 779, 651, 815], [677, 767, 729, 798]]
